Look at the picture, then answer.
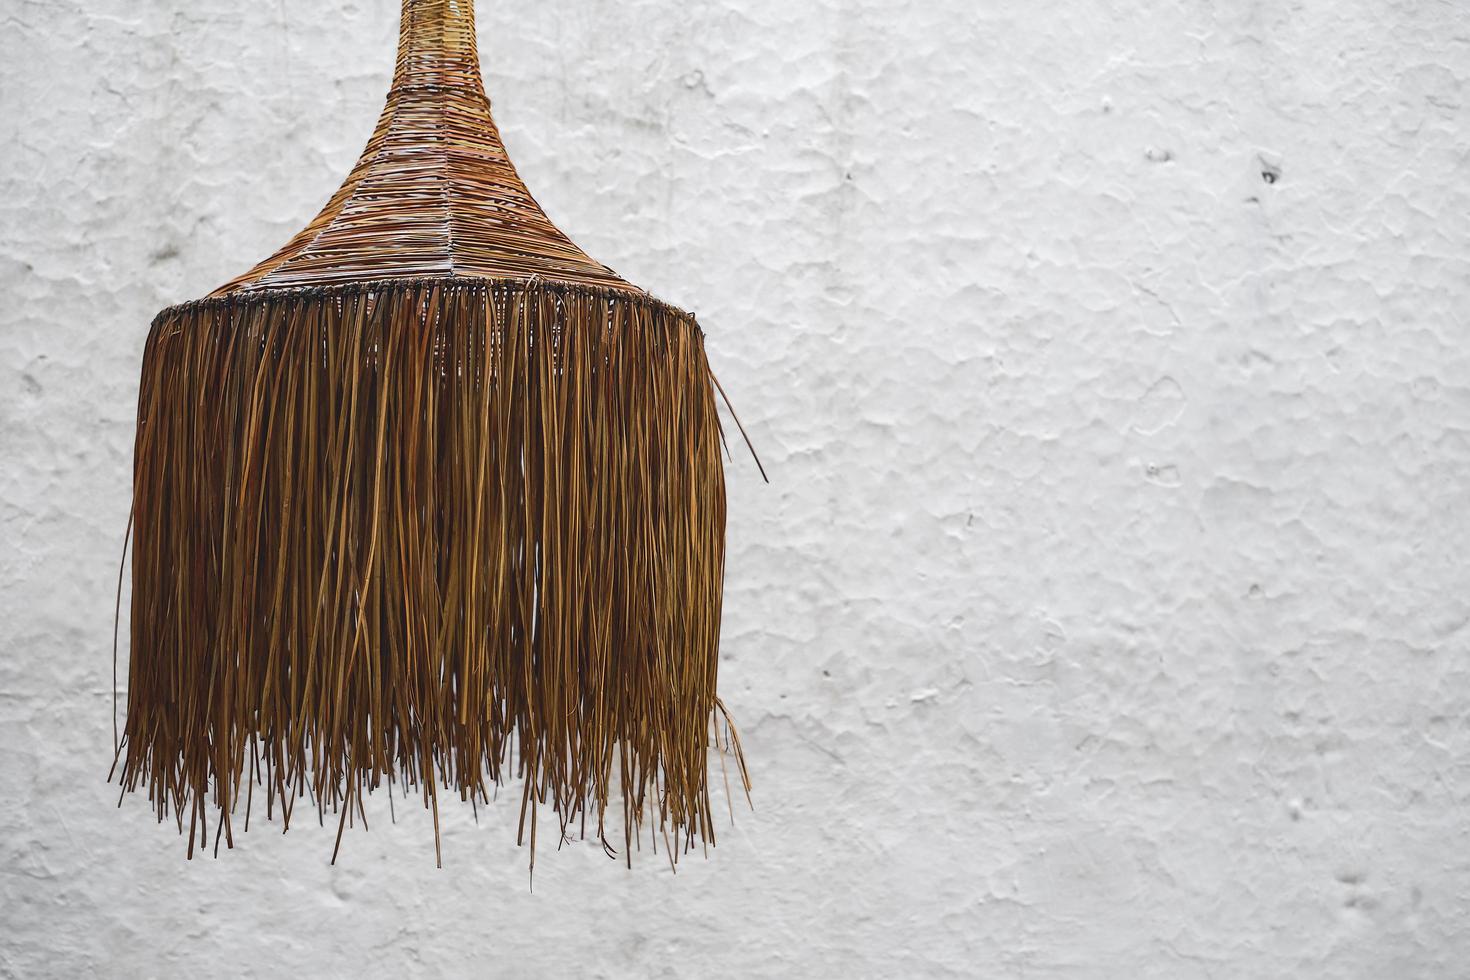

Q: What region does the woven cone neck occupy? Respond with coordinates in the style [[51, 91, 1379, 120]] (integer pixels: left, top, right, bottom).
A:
[[209, 0, 630, 297], [393, 0, 484, 95]]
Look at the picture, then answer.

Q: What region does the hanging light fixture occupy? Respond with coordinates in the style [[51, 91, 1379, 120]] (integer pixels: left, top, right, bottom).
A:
[[115, 0, 759, 867]]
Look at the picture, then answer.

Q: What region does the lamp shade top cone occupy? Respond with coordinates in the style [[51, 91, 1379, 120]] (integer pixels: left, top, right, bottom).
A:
[[217, 0, 630, 294]]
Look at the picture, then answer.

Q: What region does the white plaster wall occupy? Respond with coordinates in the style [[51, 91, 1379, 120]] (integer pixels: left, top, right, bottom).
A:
[[2, 0, 1468, 976]]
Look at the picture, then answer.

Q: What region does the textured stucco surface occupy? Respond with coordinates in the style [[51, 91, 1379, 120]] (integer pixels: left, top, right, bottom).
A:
[[3, 1, 1469, 976]]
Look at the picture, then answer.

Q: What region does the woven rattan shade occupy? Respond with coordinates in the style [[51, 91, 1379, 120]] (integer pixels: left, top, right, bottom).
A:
[[117, 0, 749, 869], [217, 1, 627, 293]]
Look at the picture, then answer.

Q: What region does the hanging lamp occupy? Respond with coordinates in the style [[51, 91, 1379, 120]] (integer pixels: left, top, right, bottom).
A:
[[116, 0, 757, 867]]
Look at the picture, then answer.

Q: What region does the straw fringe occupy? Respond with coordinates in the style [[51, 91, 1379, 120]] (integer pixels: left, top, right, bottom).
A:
[[117, 278, 749, 865]]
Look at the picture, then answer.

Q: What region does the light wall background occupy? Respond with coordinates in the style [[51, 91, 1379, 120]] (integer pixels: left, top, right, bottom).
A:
[[2, 1, 1468, 977]]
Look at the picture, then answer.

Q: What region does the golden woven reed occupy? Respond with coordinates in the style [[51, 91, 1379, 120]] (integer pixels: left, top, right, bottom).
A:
[[116, 0, 752, 868]]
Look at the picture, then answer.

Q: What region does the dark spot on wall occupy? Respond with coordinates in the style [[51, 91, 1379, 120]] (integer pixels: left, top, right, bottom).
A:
[[679, 70, 713, 98], [1260, 162, 1281, 184]]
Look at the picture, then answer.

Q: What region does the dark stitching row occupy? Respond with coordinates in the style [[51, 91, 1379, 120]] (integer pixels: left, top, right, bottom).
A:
[[152, 276, 699, 329]]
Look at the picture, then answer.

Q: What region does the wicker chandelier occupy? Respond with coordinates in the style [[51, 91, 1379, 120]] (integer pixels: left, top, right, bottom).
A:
[[116, 0, 754, 867]]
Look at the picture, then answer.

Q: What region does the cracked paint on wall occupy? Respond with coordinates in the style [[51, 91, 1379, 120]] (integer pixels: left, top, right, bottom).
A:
[[2, 0, 1468, 977]]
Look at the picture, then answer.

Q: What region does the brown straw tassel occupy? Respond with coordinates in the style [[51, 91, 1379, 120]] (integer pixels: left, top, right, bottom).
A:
[[116, 0, 752, 867]]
